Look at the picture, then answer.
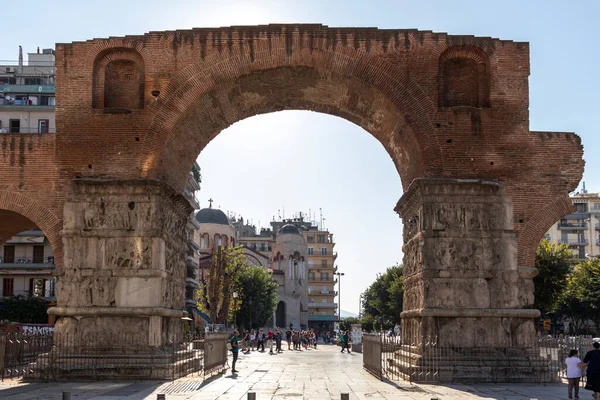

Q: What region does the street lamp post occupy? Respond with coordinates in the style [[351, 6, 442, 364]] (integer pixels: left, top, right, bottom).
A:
[[335, 271, 344, 330], [232, 291, 238, 329]]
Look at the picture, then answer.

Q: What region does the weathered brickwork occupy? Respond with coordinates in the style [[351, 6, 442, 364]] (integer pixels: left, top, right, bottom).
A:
[[0, 25, 584, 380]]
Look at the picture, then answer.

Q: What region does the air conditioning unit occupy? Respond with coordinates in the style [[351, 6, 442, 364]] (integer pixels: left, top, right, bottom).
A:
[[5, 67, 15, 73]]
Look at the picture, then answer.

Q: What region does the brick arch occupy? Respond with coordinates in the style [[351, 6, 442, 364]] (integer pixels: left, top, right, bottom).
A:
[[0, 191, 62, 263], [517, 194, 574, 267], [143, 47, 442, 193], [438, 45, 490, 108], [92, 47, 146, 109]]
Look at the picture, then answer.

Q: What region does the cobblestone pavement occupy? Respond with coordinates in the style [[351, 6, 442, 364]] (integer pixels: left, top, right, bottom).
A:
[[0, 343, 572, 399]]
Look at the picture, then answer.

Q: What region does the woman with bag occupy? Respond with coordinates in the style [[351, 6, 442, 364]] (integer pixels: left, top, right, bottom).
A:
[[581, 341, 600, 399]]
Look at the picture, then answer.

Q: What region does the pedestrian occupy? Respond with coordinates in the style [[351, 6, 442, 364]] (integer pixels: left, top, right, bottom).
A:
[[286, 327, 292, 350], [241, 329, 249, 353], [275, 328, 282, 353], [249, 329, 255, 351], [565, 349, 582, 399], [343, 330, 351, 353], [230, 330, 239, 373], [268, 328, 274, 354], [257, 329, 265, 352], [581, 341, 600, 399]]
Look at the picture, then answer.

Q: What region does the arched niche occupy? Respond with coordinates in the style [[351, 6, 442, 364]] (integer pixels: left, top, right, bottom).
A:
[[92, 48, 145, 110], [438, 45, 490, 108]]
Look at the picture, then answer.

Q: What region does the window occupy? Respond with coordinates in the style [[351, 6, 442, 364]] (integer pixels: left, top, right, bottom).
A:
[[25, 78, 41, 85], [321, 247, 327, 255], [2, 278, 14, 296], [33, 245, 44, 263], [38, 119, 49, 133], [318, 235, 325, 243], [308, 272, 315, 281], [308, 248, 314, 255], [322, 298, 327, 303], [9, 119, 20, 133], [320, 272, 329, 281], [574, 203, 588, 213], [0, 76, 16, 84], [307, 235, 314, 243], [3, 245, 15, 263]]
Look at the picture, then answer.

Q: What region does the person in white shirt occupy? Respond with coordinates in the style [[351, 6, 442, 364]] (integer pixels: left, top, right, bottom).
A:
[[565, 349, 583, 399]]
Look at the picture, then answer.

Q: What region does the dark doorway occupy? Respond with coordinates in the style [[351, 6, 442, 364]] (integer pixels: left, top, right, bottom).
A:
[[33, 245, 44, 263], [275, 301, 286, 328], [3, 245, 15, 263]]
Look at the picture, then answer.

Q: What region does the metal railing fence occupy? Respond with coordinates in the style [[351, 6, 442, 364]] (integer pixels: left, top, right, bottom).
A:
[[0, 331, 230, 381], [363, 332, 599, 384]]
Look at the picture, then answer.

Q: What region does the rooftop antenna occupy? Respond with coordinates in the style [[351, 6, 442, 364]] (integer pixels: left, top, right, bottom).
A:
[[278, 209, 281, 219], [583, 181, 587, 194], [319, 208, 323, 230], [283, 207, 285, 220]]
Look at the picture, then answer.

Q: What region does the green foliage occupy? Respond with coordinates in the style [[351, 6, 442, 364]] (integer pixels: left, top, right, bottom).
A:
[[0, 295, 50, 323], [339, 316, 361, 332], [191, 164, 202, 185], [197, 245, 248, 324], [563, 257, 600, 329], [234, 266, 278, 329], [362, 264, 403, 331], [533, 239, 574, 317]]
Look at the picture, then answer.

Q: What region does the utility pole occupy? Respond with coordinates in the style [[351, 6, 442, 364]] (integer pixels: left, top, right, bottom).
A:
[[335, 271, 344, 329]]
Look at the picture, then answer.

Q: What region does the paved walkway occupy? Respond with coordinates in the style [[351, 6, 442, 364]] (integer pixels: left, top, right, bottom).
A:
[[0, 344, 574, 399]]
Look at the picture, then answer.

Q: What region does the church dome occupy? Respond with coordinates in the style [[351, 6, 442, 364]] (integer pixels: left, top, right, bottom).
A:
[[278, 224, 301, 235], [195, 207, 230, 225]]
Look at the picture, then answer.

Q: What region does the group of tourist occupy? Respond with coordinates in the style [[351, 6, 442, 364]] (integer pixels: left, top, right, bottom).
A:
[[234, 327, 321, 355], [565, 341, 600, 399]]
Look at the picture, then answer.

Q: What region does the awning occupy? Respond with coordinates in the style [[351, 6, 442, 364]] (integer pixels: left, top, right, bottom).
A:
[[191, 307, 211, 323]]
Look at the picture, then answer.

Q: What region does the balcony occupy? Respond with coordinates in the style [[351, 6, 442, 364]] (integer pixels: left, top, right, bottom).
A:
[[0, 83, 55, 94], [308, 302, 337, 308], [560, 239, 589, 246], [558, 222, 588, 230], [308, 289, 337, 296], [0, 126, 56, 134], [0, 256, 55, 269], [0, 289, 55, 299], [308, 277, 337, 283]]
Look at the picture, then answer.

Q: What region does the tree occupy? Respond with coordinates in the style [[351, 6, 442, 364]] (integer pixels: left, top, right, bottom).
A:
[[234, 266, 277, 329], [362, 264, 404, 331], [339, 316, 361, 332], [0, 295, 50, 323], [197, 245, 248, 324], [564, 257, 600, 331], [533, 239, 574, 317]]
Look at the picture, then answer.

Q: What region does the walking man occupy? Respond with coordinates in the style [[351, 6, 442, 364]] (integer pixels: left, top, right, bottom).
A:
[[286, 327, 292, 350], [230, 330, 239, 373]]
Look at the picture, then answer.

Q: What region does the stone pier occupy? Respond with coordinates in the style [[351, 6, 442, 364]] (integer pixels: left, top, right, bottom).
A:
[[35, 179, 192, 379], [395, 179, 545, 382]]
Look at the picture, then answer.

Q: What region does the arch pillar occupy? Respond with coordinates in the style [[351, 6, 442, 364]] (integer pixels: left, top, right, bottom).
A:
[[396, 178, 544, 382], [34, 179, 192, 379]]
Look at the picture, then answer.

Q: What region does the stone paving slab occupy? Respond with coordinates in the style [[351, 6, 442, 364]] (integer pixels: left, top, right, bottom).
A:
[[0, 344, 575, 399]]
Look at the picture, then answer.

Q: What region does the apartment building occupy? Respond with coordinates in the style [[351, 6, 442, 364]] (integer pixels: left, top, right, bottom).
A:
[[0, 46, 55, 134], [235, 213, 339, 331], [545, 189, 600, 260], [0, 229, 55, 300], [303, 228, 338, 331]]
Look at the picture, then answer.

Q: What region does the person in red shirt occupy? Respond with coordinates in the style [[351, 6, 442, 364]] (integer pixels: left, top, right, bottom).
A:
[[268, 329, 274, 354]]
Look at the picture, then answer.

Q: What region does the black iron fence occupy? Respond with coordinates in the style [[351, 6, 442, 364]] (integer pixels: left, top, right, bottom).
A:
[[0, 331, 229, 382], [363, 332, 599, 384]]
